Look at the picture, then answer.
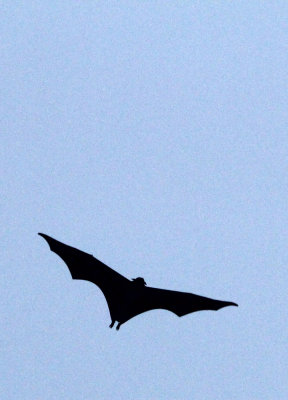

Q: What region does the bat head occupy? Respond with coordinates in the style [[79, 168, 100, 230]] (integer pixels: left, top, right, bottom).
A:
[[132, 277, 147, 286]]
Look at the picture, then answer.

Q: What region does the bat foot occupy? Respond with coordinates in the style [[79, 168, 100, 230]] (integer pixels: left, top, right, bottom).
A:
[[116, 322, 122, 331], [109, 321, 115, 328]]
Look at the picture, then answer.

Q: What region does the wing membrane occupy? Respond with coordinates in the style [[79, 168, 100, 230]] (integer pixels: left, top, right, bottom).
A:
[[145, 287, 237, 316], [122, 286, 237, 323], [38, 233, 128, 293]]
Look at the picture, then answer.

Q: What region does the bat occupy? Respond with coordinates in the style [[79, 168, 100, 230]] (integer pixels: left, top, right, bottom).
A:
[[39, 233, 238, 330]]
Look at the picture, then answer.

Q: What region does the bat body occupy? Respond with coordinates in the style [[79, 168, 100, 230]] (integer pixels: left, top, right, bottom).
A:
[[39, 233, 238, 330]]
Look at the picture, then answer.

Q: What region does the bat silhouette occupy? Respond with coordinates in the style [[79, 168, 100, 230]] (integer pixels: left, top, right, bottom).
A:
[[39, 233, 238, 330]]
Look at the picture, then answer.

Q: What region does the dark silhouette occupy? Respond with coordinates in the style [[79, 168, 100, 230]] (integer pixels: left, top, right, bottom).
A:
[[39, 233, 238, 330]]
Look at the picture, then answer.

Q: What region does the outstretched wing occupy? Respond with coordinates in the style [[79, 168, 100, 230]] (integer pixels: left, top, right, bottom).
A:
[[122, 286, 238, 323], [38, 233, 129, 310], [146, 287, 237, 316]]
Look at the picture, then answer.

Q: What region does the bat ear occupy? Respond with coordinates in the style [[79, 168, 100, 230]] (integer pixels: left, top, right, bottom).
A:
[[132, 277, 147, 286]]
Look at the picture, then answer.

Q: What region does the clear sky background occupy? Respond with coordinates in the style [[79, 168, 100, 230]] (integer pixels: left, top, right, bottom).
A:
[[1, 2, 287, 399]]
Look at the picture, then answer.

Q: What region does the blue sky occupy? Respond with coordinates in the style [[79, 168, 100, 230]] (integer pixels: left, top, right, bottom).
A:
[[1, 2, 287, 399]]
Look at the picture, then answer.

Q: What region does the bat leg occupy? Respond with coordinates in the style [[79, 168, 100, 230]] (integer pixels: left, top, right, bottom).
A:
[[109, 320, 115, 328], [116, 322, 122, 331]]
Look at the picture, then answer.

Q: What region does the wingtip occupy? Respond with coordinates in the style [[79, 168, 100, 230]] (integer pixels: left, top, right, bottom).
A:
[[38, 233, 51, 242], [217, 301, 238, 311], [38, 233, 56, 251]]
